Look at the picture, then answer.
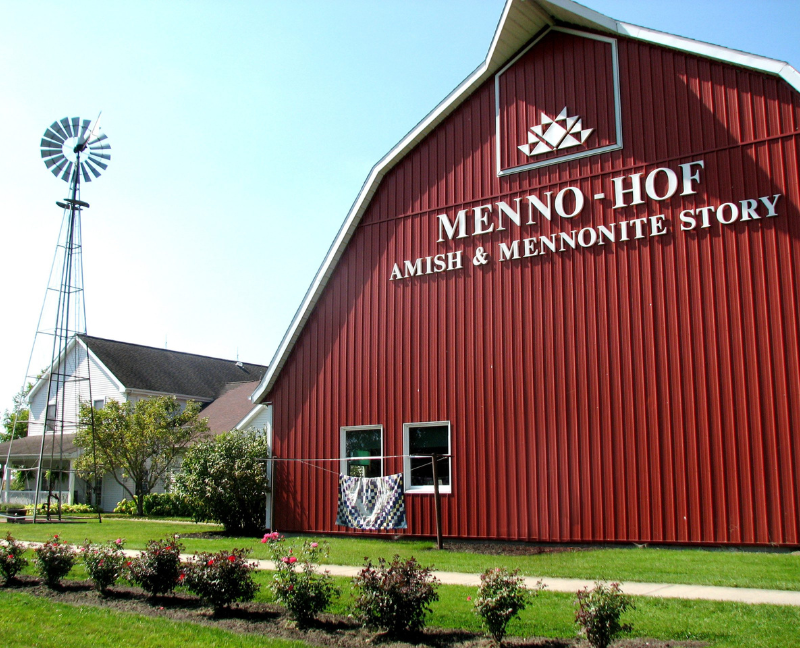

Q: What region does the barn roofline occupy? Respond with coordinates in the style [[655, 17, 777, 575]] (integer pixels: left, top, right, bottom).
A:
[[251, 0, 800, 405]]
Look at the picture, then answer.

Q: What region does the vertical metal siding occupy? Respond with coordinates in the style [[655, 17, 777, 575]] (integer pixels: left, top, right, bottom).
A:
[[268, 32, 800, 545]]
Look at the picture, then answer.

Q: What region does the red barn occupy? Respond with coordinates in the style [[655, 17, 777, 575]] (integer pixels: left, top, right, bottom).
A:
[[253, 0, 800, 546]]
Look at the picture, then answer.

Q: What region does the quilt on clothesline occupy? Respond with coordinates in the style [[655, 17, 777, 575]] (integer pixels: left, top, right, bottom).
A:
[[336, 473, 407, 530]]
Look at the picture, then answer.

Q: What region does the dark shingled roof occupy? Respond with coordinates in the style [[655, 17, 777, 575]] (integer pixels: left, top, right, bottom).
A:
[[79, 335, 267, 401]]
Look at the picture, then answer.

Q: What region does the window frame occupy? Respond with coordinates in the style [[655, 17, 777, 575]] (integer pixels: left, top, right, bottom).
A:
[[339, 424, 384, 478], [403, 420, 452, 494]]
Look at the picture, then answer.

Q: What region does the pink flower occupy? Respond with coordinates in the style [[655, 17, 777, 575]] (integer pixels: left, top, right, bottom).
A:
[[288, 556, 297, 564], [115, 538, 122, 545], [467, 596, 472, 601], [281, 556, 290, 564], [271, 532, 280, 539], [261, 534, 270, 543], [228, 555, 236, 562], [310, 542, 318, 548]]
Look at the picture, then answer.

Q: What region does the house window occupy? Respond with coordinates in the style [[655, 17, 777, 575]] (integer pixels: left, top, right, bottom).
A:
[[46, 403, 57, 431], [403, 421, 451, 493], [93, 398, 105, 410], [340, 426, 383, 478]]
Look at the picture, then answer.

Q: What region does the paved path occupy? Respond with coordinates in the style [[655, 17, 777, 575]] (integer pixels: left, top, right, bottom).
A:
[[23, 543, 800, 607]]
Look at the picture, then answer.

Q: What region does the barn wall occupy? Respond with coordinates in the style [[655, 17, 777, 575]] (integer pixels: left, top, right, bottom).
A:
[[267, 30, 800, 545]]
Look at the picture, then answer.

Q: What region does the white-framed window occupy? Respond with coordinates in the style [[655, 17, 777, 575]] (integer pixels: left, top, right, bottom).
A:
[[340, 425, 383, 478], [46, 403, 57, 431], [403, 421, 451, 494]]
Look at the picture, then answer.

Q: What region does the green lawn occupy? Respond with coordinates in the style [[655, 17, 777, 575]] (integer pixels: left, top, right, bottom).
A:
[[2, 575, 800, 648], [5, 519, 800, 590], [0, 589, 308, 648]]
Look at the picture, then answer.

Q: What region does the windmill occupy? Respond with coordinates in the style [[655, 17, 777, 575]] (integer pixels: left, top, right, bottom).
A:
[[1, 116, 110, 522]]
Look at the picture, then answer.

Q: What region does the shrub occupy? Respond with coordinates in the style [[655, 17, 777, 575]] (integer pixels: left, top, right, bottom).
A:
[[352, 555, 440, 636], [113, 493, 192, 517], [575, 582, 634, 648], [0, 533, 28, 584], [474, 567, 542, 644], [174, 428, 270, 534], [183, 548, 260, 613], [81, 538, 126, 594], [128, 535, 184, 597], [27, 503, 98, 516], [263, 534, 338, 626], [33, 534, 76, 588]]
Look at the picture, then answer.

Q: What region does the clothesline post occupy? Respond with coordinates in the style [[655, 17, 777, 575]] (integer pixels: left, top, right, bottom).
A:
[[431, 453, 443, 550]]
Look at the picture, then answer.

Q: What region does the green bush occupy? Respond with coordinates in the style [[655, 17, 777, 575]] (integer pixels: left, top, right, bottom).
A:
[[575, 582, 634, 648], [174, 429, 270, 534], [0, 533, 28, 584], [33, 534, 76, 588], [352, 555, 440, 636], [113, 493, 192, 517], [81, 538, 126, 594], [128, 535, 184, 597], [27, 503, 98, 516], [474, 567, 542, 644], [183, 548, 260, 613], [264, 534, 338, 626]]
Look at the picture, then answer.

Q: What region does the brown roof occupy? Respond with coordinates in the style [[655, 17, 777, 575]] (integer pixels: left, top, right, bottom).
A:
[[199, 381, 261, 435], [0, 434, 79, 460]]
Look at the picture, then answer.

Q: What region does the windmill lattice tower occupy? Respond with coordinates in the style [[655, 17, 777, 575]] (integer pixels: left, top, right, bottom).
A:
[[1, 116, 110, 522]]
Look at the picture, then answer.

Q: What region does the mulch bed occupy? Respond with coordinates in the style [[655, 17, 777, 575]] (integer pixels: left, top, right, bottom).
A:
[[3, 575, 706, 648]]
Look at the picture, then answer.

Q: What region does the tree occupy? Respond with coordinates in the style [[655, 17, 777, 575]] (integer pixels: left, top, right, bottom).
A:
[[2, 386, 31, 442], [174, 428, 270, 534], [75, 396, 209, 516]]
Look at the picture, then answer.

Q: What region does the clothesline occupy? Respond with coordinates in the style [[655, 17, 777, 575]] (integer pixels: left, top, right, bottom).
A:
[[259, 453, 452, 463], [262, 454, 452, 478]]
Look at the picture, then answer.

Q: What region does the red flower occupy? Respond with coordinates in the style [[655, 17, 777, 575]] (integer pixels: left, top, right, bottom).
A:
[[207, 559, 214, 566], [281, 556, 290, 564], [126, 561, 132, 567], [228, 555, 236, 562], [178, 573, 185, 581], [288, 584, 294, 591], [288, 556, 297, 564]]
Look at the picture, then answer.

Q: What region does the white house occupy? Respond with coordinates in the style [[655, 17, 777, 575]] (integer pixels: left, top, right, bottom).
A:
[[0, 335, 269, 511]]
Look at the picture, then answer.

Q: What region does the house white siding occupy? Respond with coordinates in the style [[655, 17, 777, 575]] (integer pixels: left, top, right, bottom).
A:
[[28, 340, 125, 437]]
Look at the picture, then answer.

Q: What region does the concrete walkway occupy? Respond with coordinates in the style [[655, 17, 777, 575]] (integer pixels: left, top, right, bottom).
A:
[[23, 543, 800, 607]]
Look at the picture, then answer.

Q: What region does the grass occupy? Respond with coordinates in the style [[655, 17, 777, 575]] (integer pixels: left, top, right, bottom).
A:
[[0, 589, 309, 648], [2, 572, 800, 648], [6, 519, 800, 591]]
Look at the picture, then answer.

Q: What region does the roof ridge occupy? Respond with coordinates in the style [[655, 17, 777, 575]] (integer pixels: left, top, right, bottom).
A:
[[79, 334, 266, 368]]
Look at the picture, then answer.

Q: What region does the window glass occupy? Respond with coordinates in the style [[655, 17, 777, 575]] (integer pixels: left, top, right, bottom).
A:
[[93, 398, 105, 410], [404, 422, 451, 492], [341, 427, 382, 478]]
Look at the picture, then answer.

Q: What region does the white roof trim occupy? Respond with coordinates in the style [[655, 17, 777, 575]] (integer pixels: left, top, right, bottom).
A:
[[27, 336, 127, 402], [235, 404, 267, 431], [251, 0, 800, 404]]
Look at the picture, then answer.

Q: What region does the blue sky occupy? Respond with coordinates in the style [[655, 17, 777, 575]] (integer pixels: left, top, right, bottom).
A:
[[2, 0, 800, 407]]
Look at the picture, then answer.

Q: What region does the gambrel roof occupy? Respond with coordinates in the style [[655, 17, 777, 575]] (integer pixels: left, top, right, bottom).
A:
[[252, 0, 800, 405]]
